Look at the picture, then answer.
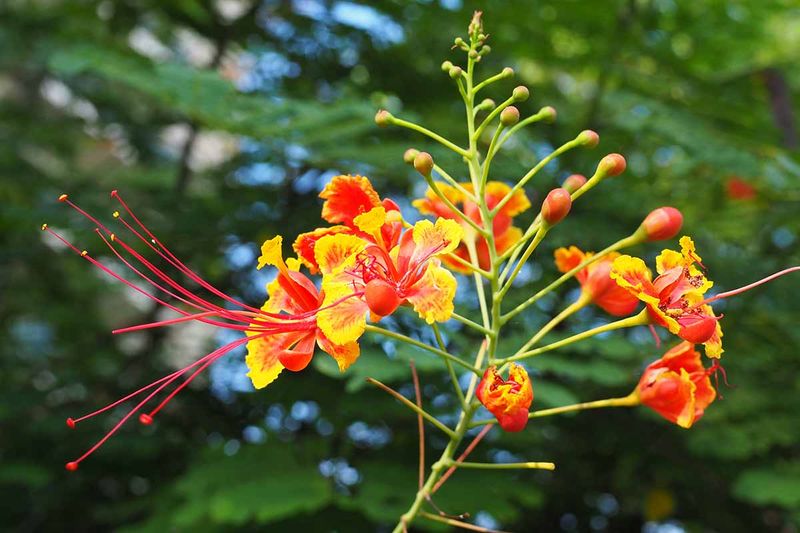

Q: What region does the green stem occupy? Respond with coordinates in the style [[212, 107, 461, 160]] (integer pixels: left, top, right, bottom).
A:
[[501, 234, 641, 324], [367, 378, 456, 439], [497, 225, 548, 297], [451, 312, 493, 335], [491, 137, 582, 216], [470, 392, 640, 427], [501, 309, 650, 364], [516, 293, 590, 354], [447, 460, 556, 471], [390, 116, 471, 159], [432, 323, 467, 410], [365, 325, 481, 374], [472, 69, 513, 94], [474, 96, 515, 141], [423, 173, 488, 236], [432, 163, 475, 200], [445, 252, 492, 278]]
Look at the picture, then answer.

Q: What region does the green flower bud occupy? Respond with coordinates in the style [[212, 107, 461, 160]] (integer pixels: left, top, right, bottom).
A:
[[441, 60, 454, 72], [413, 151, 434, 177], [403, 148, 420, 165], [449, 66, 463, 79], [539, 106, 557, 123], [597, 153, 627, 177], [502, 67, 515, 78], [374, 109, 393, 127], [512, 85, 530, 102], [576, 130, 599, 148], [469, 49, 479, 59]]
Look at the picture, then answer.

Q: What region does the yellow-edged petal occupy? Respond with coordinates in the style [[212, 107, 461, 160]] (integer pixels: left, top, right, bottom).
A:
[[245, 333, 285, 389], [317, 333, 361, 372], [411, 218, 463, 261], [317, 282, 369, 345], [406, 262, 457, 324], [353, 206, 386, 234], [314, 233, 367, 276], [257, 236, 283, 270], [675, 369, 698, 429]]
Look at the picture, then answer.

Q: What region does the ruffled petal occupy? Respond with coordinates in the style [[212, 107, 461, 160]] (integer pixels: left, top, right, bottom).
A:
[[656, 249, 684, 275], [405, 262, 457, 324], [293, 226, 351, 273], [484, 181, 531, 218], [554, 246, 586, 273], [353, 206, 387, 235], [257, 235, 284, 270], [412, 184, 463, 219], [610, 255, 659, 305], [245, 332, 286, 389], [410, 218, 463, 264], [320, 174, 381, 225], [314, 233, 367, 276], [639, 369, 697, 428], [703, 310, 724, 358], [317, 282, 369, 345], [317, 331, 360, 372], [494, 225, 523, 257]]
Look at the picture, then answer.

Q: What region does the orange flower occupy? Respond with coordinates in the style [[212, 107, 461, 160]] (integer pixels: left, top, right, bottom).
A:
[[293, 175, 403, 273], [636, 342, 716, 428], [246, 236, 360, 389], [611, 236, 723, 357], [315, 212, 463, 345], [476, 364, 533, 432], [413, 181, 530, 272], [554, 246, 640, 316]]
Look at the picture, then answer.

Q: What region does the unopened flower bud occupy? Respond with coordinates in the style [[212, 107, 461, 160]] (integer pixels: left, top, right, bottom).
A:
[[500, 106, 520, 126], [413, 151, 434, 177], [576, 129, 599, 148], [454, 37, 466, 47], [441, 60, 453, 72], [502, 67, 514, 77], [478, 33, 487, 41], [597, 153, 626, 177], [479, 98, 496, 111], [512, 85, 529, 102], [403, 148, 420, 165], [469, 49, 479, 59], [479, 45, 491, 55], [449, 66, 463, 79], [539, 106, 557, 123], [639, 207, 683, 241], [562, 174, 587, 194], [541, 188, 572, 226], [374, 109, 393, 127]]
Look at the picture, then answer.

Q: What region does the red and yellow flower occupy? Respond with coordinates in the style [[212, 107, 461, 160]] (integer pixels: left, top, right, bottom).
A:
[[610, 236, 723, 357], [635, 342, 716, 428], [554, 246, 640, 316], [293, 174, 403, 273], [413, 181, 530, 272], [476, 364, 533, 432], [315, 210, 463, 345], [245, 236, 360, 389]]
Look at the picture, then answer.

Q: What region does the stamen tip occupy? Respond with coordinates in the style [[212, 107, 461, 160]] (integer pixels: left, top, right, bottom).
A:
[[58, 194, 68, 202], [139, 413, 153, 425], [66, 417, 76, 429], [65, 461, 79, 472], [41, 223, 48, 231], [112, 211, 120, 218], [80, 250, 88, 257], [110, 190, 118, 198], [110, 233, 116, 242]]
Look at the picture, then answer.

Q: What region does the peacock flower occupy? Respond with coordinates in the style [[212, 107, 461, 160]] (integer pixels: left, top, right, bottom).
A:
[[293, 174, 403, 273], [46, 192, 356, 470], [315, 210, 463, 345], [554, 246, 640, 316], [476, 364, 534, 432], [413, 181, 530, 272], [610, 236, 723, 357], [246, 236, 360, 389], [635, 342, 717, 429]]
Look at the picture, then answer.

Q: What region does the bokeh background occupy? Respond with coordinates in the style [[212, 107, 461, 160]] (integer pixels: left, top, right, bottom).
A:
[[2, 1, 799, 531]]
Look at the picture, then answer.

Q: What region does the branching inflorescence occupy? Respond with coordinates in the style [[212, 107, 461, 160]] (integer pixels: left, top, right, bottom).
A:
[[46, 11, 799, 532]]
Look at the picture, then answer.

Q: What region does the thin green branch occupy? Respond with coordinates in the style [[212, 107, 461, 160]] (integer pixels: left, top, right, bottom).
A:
[[446, 460, 556, 471], [367, 377, 456, 439], [451, 312, 493, 335], [432, 324, 467, 410], [365, 325, 481, 375], [390, 116, 470, 158]]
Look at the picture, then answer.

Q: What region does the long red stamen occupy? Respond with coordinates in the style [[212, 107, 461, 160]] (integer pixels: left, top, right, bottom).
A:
[[64, 333, 261, 470], [693, 266, 800, 308]]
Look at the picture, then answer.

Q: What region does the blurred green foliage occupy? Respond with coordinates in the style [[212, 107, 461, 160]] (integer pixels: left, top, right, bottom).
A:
[[1, 0, 799, 531]]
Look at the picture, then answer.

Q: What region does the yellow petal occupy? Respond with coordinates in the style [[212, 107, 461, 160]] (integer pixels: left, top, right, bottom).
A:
[[655, 249, 683, 275], [412, 218, 463, 261], [353, 206, 386, 234], [314, 233, 367, 276], [317, 333, 361, 372], [257, 236, 283, 270], [406, 263, 457, 323], [245, 333, 285, 389], [675, 369, 698, 429], [317, 282, 369, 345]]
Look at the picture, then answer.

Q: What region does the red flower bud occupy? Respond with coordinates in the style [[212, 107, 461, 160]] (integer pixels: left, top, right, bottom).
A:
[[476, 364, 533, 432], [541, 188, 572, 226], [640, 207, 683, 241], [598, 153, 626, 177], [678, 315, 719, 344], [562, 174, 587, 194], [413, 151, 434, 176], [636, 342, 716, 429], [364, 279, 402, 318]]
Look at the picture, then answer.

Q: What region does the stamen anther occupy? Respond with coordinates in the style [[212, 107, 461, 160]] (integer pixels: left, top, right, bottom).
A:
[[81, 250, 88, 257], [65, 462, 79, 471], [58, 194, 68, 202], [139, 414, 153, 425], [66, 417, 76, 429], [112, 211, 120, 218], [41, 223, 48, 231]]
